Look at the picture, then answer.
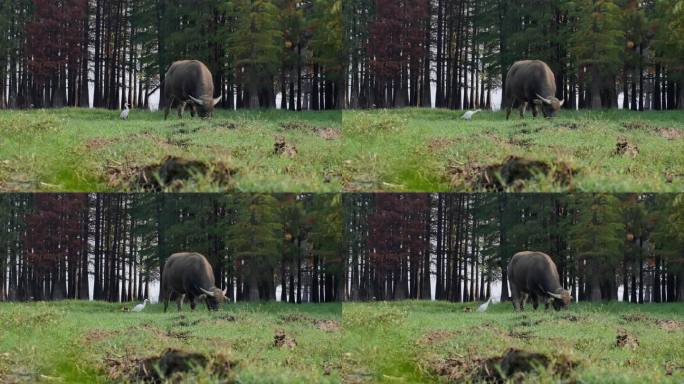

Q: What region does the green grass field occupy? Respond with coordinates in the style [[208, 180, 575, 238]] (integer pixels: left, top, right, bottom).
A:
[[0, 301, 341, 383], [3, 108, 684, 192], [343, 301, 684, 383], [3, 301, 682, 383], [0, 108, 341, 192], [343, 109, 684, 192]]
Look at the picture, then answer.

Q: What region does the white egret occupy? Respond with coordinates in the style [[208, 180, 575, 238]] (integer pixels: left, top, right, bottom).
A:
[[120, 103, 130, 120], [132, 299, 150, 312], [461, 109, 482, 120], [477, 297, 492, 312]]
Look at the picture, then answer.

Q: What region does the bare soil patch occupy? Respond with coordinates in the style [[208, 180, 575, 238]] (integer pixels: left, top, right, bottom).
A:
[[107, 156, 236, 191], [166, 329, 192, 341], [615, 137, 640, 157], [273, 136, 298, 157], [315, 127, 341, 140], [273, 329, 297, 349], [314, 319, 342, 333], [278, 313, 340, 332], [508, 330, 534, 340], [172, 126, 202, 135], [416, 330, 459, 345], [280, 120, 315, 131], [477, 348, 578, 383], [279, 120, 340, 140], [622, 313, 652, 322], [515, 316, 544, 327], [84, 329, 121, 344], [450, 156, 576, 191], [279, 313, 314, 323], [508, 137, 533, 148], [429, 348, 577, 383], [622, 121, 684, 140], [560, 314, 580, 322], [656, 128, 684, 140], [106, 348, 236, 383], [615, 329, 639, 349], [622, 313, 683, 331], [556, 122, 581, 130], [165, 136, 192, 149], [85, 138, 116, 151], [427, 138, 458, 152], [655, 319, 684, 332]]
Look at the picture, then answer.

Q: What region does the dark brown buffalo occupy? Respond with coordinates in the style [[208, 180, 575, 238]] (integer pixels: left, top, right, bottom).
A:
[[504, 60, 564, 119], [507, 251, 572, 311], [163, 60, 222, 119], [161, 252, 228, 312]]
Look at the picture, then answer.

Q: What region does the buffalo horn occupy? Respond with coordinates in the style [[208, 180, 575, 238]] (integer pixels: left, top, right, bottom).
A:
[[188, 95, 205, 106], [536, 94, 553, 105]]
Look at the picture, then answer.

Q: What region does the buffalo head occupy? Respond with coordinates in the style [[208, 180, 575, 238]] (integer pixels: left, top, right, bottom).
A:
[[200, 287, 229, 310], [547, 289, 572, 310], [534, 94, 565, 118], [188, 95, 222, 118]]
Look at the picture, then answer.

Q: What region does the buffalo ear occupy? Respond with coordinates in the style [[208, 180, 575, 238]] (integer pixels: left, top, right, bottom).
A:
[[533, 99, 543, 105]]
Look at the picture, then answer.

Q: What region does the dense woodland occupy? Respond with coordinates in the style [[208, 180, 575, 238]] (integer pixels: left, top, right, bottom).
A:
[[0, 0, 343, 110], [344, 194, 684, 303], [4, 1, 683, 112], [345, 0, 684, 110], [0, 194, 342, 303]]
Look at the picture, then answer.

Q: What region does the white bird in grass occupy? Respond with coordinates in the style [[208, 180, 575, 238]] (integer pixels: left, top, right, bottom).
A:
[[132, 299, 150, 312], [477, 297, 492, 312], [461, 109, 482, 120], [120, 103, 130, 120]]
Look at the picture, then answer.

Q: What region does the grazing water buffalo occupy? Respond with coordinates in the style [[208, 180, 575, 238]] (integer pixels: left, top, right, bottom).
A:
[[504, 60, 564, 119], [163, 60, 222, 120], [161, 252, 228, 312], [507, 251, 572, 311]]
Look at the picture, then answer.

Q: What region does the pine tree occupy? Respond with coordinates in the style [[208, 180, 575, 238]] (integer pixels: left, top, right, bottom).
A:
[[568, 0, 624, 108], [226, 194, 283, 301], [568, 194, 625, 301], [227, 0, 284, 109]]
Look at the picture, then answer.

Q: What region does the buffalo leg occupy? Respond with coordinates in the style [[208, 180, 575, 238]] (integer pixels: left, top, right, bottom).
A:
[[519, 102, 527, 118], [164, 96, 175, 120], [162, 288, 170, 312], [510, 283, 521, 311], [177, 102, 185, 119], [176, 294, 185, 312], [531, 294, 539, 310]]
